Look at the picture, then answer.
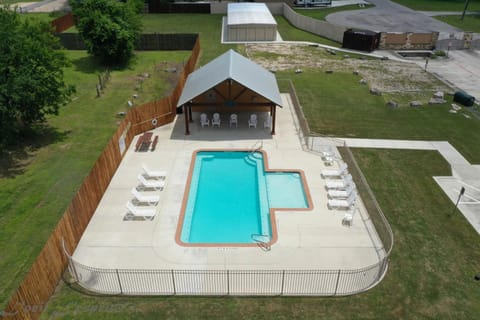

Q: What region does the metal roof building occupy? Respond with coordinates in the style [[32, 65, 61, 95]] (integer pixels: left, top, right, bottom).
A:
[[177, 49, 283, 135], [226, 3, 277, 42]]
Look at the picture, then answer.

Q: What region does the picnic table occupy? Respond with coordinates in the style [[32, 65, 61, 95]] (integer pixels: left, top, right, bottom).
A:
[[135, 132, 153, 152]]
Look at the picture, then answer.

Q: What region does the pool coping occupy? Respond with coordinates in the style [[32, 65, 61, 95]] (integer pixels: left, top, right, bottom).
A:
[[175, 148, 314, 247]]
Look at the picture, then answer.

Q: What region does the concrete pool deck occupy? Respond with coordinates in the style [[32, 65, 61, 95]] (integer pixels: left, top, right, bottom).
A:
[[72, 93, 384, 274]]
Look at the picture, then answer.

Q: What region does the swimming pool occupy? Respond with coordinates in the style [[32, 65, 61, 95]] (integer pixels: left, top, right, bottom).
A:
[[177, 150, 312, 246]]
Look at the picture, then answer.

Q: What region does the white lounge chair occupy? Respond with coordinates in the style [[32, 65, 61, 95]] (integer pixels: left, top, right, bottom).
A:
[[328, 192, 356, 209], [131, 188, 159, 206], [264, 115, 272, 129], [325, 174, 353, 190], [321, 162, 348, 178], [248, 114, 257, 128], [142, 163, 167, 179], [200, 113, 209, 127], [126, 201, 156, 220], [138, 174, 165, 190], [212, 113, 221, 127], [327, 183, 356, 199], [230, 113, 238, 127]]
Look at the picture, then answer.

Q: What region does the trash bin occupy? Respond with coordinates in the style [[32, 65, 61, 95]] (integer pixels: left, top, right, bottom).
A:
[[453, 91, 475, 107]]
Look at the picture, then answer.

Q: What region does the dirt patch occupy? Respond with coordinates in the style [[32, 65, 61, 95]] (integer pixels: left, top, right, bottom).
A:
[[245, 43, 449, 94]]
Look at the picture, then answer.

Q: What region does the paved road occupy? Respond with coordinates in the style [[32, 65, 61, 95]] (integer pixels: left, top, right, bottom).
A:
[[326, 0, 460, 32]]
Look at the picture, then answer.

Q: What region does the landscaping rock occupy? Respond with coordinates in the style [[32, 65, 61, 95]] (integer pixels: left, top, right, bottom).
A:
[[359, 79, 367, 85], [353, 70, 359, 75], [344, 54, 350, 58], [451, 103, 461, 111], [295, 68, 303, 74], [325, 70, 333, 74], [410, 101, 422, 107], [370, 88, 382, 96], [449, 109, 457, 114], [433, 91, 444, 99], [429, 97, 446, 104], [386, 101, 398, 108]]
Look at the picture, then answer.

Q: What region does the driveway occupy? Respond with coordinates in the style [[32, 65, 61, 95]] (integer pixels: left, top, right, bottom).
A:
[[326, 0, 460, 32]]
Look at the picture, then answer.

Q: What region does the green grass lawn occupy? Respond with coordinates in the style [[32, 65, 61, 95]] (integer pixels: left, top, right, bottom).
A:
[[0, 50, 190, 309], [40, 149, 480, 319], [435, 14, 480, 32], [294, 4, 374, 21], [392, 0, 480, 11], [278, 71, 480, 163]]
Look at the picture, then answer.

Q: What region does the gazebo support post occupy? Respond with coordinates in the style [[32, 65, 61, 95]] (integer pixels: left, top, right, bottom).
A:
[[271, 104, 276, 135], [183, 105, 190, 135], [188, 105, 193, 123]]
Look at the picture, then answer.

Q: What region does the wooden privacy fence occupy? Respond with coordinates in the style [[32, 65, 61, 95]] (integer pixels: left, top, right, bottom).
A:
[[3, 36, 201, 320], [50, 12, 74, 33]]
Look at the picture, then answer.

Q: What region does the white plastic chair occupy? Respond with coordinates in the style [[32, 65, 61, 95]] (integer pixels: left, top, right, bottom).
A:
[[327, 183, 356, 199], [138, 174, 165, 190], [342, 206, 356, 226], [264, 115, 272, 129], [131, 188, 159, 206], [126, 201, 156, 220], [327, 192, 356, 209], [321, 162, 348, 178], [212, 113, 221, 127], [200, 113, 209, 127], [230, 114, 238, 127], [325, 174, 353, 190], [142, 163, 167, 179], [248, 114, 257, 128]]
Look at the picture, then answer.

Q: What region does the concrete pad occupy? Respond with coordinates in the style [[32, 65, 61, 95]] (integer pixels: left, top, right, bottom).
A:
[[73, 93, 385, 292]]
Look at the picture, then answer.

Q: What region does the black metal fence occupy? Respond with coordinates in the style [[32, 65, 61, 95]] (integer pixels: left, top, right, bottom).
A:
[[146, 1, 211, 14], [68, 258, 387, 296]]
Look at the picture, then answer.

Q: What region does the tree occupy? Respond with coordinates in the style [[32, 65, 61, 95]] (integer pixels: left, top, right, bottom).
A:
[[0, 8, 74, 144], [72, 0, 142, 66]]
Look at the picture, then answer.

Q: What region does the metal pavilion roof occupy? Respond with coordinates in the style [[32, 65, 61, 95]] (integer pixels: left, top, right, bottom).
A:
[[177, 49, 284, 108]]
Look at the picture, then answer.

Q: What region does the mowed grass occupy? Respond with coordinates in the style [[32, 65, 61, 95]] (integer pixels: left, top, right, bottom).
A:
[[277, 71, 480, 163], [294, 4, 374, 21], [41, 150, 480, 319], [435, 14, 480, 32], [0, 50, 190, 308], [392, 0, 480, 11]]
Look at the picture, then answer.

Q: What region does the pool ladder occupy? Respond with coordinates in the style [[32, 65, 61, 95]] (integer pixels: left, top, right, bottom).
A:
[[251, 234, 271, 252]]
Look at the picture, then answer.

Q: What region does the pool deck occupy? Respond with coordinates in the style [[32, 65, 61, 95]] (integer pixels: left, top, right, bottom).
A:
[[73, 93, 384, 272]]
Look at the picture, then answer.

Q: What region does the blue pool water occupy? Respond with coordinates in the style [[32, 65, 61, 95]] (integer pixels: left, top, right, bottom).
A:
[[181, 151, 308, 244]]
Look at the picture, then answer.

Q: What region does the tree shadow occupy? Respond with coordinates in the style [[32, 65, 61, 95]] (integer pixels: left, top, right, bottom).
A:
[[0, 124, 70, 178], [70, 55, 104, 74]]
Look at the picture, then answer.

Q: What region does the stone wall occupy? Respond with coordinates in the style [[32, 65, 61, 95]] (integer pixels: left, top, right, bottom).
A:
[[379, 32, 438, 50]]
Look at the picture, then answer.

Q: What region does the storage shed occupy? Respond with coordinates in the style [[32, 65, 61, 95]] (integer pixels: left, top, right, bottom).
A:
[[342, 29, 380, 52], [226, 3, 277, 42]]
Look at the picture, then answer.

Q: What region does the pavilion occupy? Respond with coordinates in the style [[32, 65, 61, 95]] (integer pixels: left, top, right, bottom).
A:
[[176, 49, 284, 135]]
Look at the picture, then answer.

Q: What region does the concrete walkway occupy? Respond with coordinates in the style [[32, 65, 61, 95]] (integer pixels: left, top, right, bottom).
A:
[[311, 136, 480, 234]]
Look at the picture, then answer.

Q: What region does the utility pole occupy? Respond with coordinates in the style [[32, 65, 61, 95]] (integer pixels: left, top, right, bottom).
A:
[[461, 0, 470, 21]]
